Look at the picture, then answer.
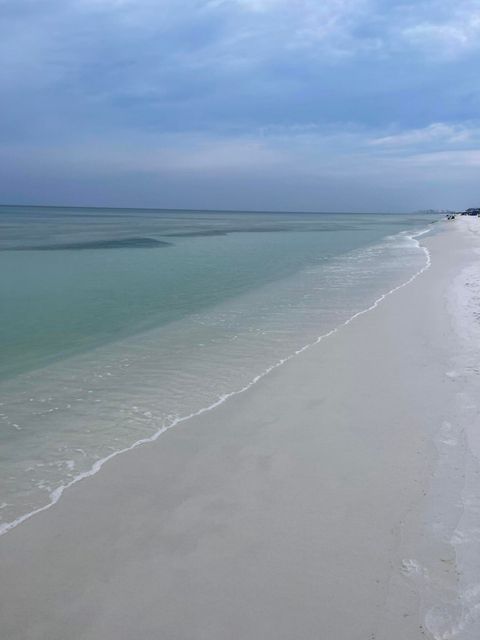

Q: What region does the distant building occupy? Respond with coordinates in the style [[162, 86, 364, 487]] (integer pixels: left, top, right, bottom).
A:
[[459, 208, 480, 216], [415, 209, 455, 215]]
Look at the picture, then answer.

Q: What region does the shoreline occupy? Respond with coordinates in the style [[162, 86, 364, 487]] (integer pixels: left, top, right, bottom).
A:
[[1, 219, 479, 639], [0, 228, 431, 539]]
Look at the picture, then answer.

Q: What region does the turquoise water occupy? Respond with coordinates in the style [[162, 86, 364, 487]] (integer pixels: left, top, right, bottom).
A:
[[0, 206, 436, 532]]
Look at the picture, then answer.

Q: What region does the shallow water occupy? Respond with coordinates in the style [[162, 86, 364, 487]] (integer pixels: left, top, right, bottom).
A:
[[0, 206, 436, 531]]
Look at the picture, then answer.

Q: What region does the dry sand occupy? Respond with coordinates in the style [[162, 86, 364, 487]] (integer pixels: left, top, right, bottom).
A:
[[1, 219, 478, 640]]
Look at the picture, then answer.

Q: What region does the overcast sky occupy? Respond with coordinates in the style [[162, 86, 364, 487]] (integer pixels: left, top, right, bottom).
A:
[[1, 0, 480, 211]]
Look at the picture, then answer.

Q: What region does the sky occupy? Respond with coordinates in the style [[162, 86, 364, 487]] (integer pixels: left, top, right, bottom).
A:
[[1, 0, 480, 212]]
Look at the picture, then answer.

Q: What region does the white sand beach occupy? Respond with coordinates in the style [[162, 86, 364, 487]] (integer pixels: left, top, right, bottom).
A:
[[1, 219, 480, 640]]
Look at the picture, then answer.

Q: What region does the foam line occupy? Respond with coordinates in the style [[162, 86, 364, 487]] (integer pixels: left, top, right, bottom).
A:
[[0, 228, 432, 537]]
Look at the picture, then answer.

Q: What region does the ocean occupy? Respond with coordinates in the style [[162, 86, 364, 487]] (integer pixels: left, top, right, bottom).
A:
[[0, 205, 437, 533]]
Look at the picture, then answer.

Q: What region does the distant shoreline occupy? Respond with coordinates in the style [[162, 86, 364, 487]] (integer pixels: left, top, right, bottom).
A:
[[0, 202, 444, 216]]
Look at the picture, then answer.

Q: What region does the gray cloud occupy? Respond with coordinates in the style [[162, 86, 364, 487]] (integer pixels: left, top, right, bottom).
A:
[[1, 0, 480, 210]]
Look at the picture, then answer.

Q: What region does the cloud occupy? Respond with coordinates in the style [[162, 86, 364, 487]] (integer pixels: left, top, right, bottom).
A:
[[3, 121, 480, 210], [4, 118, 479, 178], [397, 1, 480, 59], [2, 0, 480, 210], [371, 123, 475, 148]]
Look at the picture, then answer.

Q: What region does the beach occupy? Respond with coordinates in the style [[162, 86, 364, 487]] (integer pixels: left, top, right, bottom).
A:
[[1, 218, 479, 639]]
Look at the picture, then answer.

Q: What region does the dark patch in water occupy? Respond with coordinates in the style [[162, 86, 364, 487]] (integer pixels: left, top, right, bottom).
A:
[[165, 227, 290, 237], [6, 237, 172, 251], [165, 226, 368, 236], [165, 230, 229, 237], [237, 227, 289, 233]]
